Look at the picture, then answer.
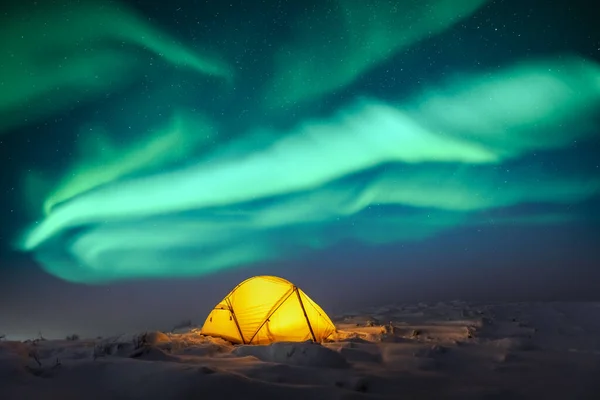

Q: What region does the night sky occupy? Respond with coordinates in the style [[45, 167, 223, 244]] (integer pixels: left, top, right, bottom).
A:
[[1, 0, 599, 340]]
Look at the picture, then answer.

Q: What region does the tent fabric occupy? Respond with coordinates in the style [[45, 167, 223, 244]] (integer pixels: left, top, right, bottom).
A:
[[200, 275, 336, 344]]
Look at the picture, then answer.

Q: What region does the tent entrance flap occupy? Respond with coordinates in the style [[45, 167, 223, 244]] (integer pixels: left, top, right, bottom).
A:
[[247, 287, 295, 344], [200, 306, 243, 344]]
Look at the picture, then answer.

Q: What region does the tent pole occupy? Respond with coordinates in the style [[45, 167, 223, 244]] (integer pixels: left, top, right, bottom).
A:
[[247, 288, 295, 344], [226, 298, 245, 344], [296, 287, 317, 342]]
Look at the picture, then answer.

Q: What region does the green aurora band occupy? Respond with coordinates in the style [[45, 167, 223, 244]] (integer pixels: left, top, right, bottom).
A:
[[16, 53, 600, 283], [36, 112, 215, 216], [265, 0, 489, 107], [0, 0, 232, 134]]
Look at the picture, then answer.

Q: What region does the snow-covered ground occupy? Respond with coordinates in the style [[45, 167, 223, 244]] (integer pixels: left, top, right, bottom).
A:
[[2, 301, 600, 399]]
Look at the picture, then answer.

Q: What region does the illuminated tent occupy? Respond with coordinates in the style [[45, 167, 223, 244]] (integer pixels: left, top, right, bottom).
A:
[[200, 275, 336, 344]]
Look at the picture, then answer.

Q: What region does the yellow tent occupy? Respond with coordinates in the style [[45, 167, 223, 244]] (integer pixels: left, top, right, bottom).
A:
[[200, 275, 336, 344]]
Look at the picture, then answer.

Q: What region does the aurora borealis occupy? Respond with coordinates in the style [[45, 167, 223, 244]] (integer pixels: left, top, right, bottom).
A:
[[1, 0, 599, 297], [0, 0, 231, 134], [13, 53, 600, 283]]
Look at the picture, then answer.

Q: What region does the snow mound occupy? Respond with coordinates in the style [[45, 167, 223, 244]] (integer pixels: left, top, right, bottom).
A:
[[130, 346, 180, 362], [0, 341, 35, 379], [491, 337, 535, 351], [232, 341, 349, 369]]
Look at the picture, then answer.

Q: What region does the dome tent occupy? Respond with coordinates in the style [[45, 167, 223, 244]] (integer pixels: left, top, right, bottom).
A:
[[200, 275, 336, 344]]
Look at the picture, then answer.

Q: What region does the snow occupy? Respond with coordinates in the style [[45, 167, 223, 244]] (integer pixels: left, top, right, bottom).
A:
[[1, 301, 600, 399]]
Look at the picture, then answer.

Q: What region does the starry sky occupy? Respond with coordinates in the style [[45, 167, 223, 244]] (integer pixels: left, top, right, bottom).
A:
[[1, 0, 599, 339]]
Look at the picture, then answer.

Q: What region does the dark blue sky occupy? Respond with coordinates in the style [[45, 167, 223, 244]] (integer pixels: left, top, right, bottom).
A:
[[0, 0, 599, 339]]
